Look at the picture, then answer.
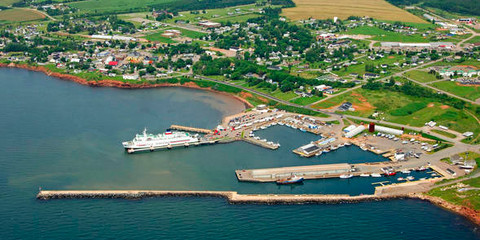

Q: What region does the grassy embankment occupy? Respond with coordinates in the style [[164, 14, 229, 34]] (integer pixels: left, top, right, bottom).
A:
[[428, 152, 480, 210]]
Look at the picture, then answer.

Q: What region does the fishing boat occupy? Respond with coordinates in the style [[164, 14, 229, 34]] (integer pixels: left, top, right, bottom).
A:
[[385, 171, 396, 176], [371, 173, 382, 177], [360, 173, 370, 177], [406, 176, 414, 181], [339, 174, 354, 179], [344, 142, 352, 146], [397, 177, 405, 181], [401, 170, 411, 174], [315, 152, 322, 156], [276, 175, 304, 185]]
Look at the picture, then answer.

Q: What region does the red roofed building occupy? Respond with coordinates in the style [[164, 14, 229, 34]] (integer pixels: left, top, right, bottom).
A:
[[108, 61, 118, 66]]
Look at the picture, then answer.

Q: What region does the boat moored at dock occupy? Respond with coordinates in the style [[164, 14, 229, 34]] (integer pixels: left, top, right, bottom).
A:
[[123, 128, 200, 153], [276, 175, 304, 185]]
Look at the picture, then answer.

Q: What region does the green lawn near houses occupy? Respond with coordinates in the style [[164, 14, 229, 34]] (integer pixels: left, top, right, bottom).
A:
[[404, 70, 440, 83], [340, 26, 430, 43]]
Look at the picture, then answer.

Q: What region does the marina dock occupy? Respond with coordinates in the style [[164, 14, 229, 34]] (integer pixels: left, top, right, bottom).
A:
[[242, 137, 279, 150], [169, 124, 213, 134], [235, 163, 352, 182]]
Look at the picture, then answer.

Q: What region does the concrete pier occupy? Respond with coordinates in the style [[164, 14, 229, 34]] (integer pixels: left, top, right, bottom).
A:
[[235, 163, 352, 182], [36, 190, 411, 204], [170, 124, 212, 134]]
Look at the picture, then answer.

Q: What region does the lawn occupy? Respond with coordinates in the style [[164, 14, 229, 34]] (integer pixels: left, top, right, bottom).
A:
[[0, 9, 45, 21], [340, 26, 430, 43], [333, 54, 406, 77], [282, 0, 426, 22], [312, 88, 480, 135], [289, 96, 323, 106], [404, 70, 440, 83], [169, 27, 206, 38], [430, 81, 480, 101]]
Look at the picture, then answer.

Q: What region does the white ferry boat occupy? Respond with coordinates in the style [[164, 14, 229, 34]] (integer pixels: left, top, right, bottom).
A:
[[123, 128, 199, 153]]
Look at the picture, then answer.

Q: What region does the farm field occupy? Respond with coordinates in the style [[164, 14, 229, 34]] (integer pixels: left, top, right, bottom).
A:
[[282, 0, 426, 23], [430, 81, 480, 101], [68, 0, 175, 14], [0, 8, 45, 22], [0, 0, 19, 7], [340, 26, 430, 43], [312, 88, 480, 135], [404, 70, 439, 83]]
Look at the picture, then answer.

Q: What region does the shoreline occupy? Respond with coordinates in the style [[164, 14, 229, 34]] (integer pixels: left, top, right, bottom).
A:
[[410, 193, 480, 226], [0, 63, 253, 109]]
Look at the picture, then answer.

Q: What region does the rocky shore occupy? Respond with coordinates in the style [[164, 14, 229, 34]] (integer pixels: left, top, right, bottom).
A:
[[0, 63, 253, 108], [410, 193, 480, 226]]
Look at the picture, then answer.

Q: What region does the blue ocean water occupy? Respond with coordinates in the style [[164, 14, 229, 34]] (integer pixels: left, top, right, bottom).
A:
[[0, 68, 478, 239]]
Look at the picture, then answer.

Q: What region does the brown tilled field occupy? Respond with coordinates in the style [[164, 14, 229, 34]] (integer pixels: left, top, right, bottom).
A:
[[282, 0, 426, 23], [0, 9, 45, 22]]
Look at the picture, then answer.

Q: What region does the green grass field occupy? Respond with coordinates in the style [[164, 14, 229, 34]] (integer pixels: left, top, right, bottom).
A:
[[68, 0, 175, 14], [164, 4, 261, 24], [430, 81, 480, 101], [216, 13, 260, 24], [144, 32, 176, 43], [404, 70, 440, 83], [312, 88, 480, 136], [340, 26, 430, 43]]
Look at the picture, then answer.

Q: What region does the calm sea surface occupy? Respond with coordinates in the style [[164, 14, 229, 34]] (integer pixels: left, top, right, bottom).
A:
[[0, 68, 479, 239]]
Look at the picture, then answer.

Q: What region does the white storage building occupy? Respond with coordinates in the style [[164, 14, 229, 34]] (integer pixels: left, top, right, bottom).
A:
[[345, 125, 365, 138], [374, 125, 403, 136]]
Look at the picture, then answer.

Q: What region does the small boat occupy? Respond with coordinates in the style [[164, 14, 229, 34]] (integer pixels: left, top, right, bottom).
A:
[[360, 173, 370, 177], [340, 174, 354, 179], [397, 177, 405, 181], [276, 175, 304, 185], [260, 126, 267, 130], [416, 166, 427, 171], [291, 126, 297, 129], [406, 176, 414, 181], [323, 149, 330, 153], [371, 173, 382, 177], [401, 170, 411, 174], [299, 128, 306, 132], [344, 142, 352, 146], [315, 152, 323, 156], [278, 122, 285, 126], [385, 171, 396, 176]]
